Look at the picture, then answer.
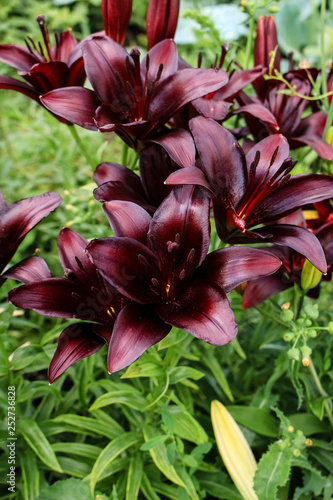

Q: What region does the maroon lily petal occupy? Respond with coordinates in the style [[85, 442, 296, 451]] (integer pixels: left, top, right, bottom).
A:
[[254, 16, 281, 70], [8, 278, 108, 323], [156, 280, 237, 345], [150, 128, 196, 167], [103, 201, 152, 243], [2, 256, 51, 284], [257, 224, 327, 273], [94, 181, 155, 213], [22, 61, 70, 93], [86, 237, 160, 304], [0, 191, 61, 274], [48, 323, 108, 383], [192, 96, 232, 121], [196, 246, 282, 293], [82, 36, 131, 104], [149, 68, 229, 123], [291, 134, 333, 161], [142, 39, 178, 84], [315, 221, 333, 265], [165, 166, 213, 193], [58, 228, 94, 277], [94, 162, 143, 188], [148, 186, 211, 271], [101, 0, 133, 44], [146, 0, 180, 49], [189, 116, 247, 206], [108, 302, 170, 373], [66, 56, 86, 87], [0, 75, 40, 102], [0, 44, 40, 71], [245, 134, 289, 186], [249, 174, 333, 225], [41, 87, 99, 129], [53, 29, 79, 64], [218, 66, 264, 101], [242, 274, 291, 309], [234, 103, 280, 130]]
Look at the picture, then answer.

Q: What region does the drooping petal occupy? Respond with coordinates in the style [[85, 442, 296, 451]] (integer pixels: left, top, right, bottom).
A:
[[256, 224, 327, 273], [101, 0, 133, 44], [192, 96, 232, 121], [108, 302, 170, 373], [189, 116, 247, 206], [242, 274, 291, 309], [291, 133, 333, 161], [196, 246, 282, 293], [22, 61, 70, 93], [234, 103, 280, 130], [150, 128, 196, 167], [146, 0, 180, 49], [94, 162, 143, 188], [0, 75, 40, 102], [218, 66, 264, 101], [0, 44, 40, 71], [148, 186, 211, 272], [0, 192, 62, 274], [149, 68, 228, 124], [48, 323, 108, 383], [94, 181, 155, 213], [2, 256, 51, 284], [103, 201, 152, 243], [248, 174, 333, 226], [165, 166, 213, 193], [86, 237, 160, 304], [8, 278, 108, 323], [41, 87, 99, 129], [156, 280, 237, 345]]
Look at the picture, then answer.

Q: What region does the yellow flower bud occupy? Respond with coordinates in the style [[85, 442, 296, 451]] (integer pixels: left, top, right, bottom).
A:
[[211, 400, 258, 500]]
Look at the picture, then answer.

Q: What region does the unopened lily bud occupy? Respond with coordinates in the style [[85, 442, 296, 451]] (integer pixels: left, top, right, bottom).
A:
[[326, 126, 333, 146], [301, 259, 323, 292], [254, 16, 281, 71], [211, 400, 258, 500], [102, 0, 133, 44]]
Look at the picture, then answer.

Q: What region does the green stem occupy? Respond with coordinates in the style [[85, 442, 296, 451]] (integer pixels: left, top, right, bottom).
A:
[[67, 124, 95, 169], [121, 142, 129, 166], [255, 305, 289, 328], [292, 286, 304, 320], [129, 151, 139, 171], [320, 0, 328, 108], [308, 358, 333, 428], [243, 2, 257, 69], [323, 95, 333, 140]]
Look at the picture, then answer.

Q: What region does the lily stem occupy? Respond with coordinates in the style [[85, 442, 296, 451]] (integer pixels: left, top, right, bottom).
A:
[[121, 142, 129, 166], [67, 124, 96, 169], [243, 0, 258, 69], [320, 0, 328, 109], [308, 357, 333, 428]]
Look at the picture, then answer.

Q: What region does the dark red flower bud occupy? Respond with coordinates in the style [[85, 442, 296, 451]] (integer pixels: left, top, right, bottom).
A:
[[102, 0, 133, 45], [146, 0, 180, 49]]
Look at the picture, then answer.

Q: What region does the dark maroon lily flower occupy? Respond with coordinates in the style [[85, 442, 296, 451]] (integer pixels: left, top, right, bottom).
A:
[[242, 211, 333, 308], [0, 189, 61, 286], [0, 16, 86, 123], [40, 37, 228, 149], [234, 16, 333, 161], [86, 186, 282, 373], [8, 228, 130, 382], [165, 116, 333, 272], [93, 143, 180, 213], [304, 200, 333, 230], [146, 0, 180, 49], [102, 0, 133, 44]]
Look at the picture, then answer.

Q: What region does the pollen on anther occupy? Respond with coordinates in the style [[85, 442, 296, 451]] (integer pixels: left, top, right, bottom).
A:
[[151, 278, 159, 287]]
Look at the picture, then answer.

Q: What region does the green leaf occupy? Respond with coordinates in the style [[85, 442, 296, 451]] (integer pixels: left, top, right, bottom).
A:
[[310, 448, 333, 474], [90, 432, 140, 495], [37, 478, 94, 500], [51, 442, 102, 460], [126, 454, 144, 500], [166, 405, 209, 444], [58, 457, 91, 479], [121, 361, 164, 379], [89, 390, 148, 412], [19, 419, 62, 473], [158, 328, 188, 349], [52, 414, 123, 440], [288, 413, 330, 436], [20, 449, 40, 500], [253, 442, 293, 500], [168, 367, 205, 385], [143, 427, 186, 488], [292, 456, 327, 499], [200, 481, 242, 500], [140, 435, 169, 451], [202, 349, 234, 402], [227, 406, 279, 438], [140, 473, 161, 500]]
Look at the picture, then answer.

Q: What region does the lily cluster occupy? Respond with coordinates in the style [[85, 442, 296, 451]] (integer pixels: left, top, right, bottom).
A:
[[2, 1, 333, 382]]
